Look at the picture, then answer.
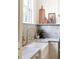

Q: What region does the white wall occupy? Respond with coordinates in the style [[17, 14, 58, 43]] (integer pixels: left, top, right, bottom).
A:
[[32, 0, 37, 24], [33, 0, 41, 24], [44, 0, 60, 24], [23, 0, 60, 24], [35, 0, 60, 24]]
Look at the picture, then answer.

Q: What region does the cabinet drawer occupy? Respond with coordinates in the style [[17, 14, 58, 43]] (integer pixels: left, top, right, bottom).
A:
[[32, 51, 40, 59]]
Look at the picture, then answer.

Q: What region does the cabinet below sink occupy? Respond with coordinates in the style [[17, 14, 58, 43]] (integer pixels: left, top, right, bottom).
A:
[[22, 39, 59, 59], [49, 41, 58, 59]]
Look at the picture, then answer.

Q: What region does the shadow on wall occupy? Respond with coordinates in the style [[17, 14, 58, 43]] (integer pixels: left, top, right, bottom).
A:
[[36, 27, 50, 38]]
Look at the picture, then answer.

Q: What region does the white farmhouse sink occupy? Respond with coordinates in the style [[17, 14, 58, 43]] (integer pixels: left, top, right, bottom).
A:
[[26, 42, 48, 50]]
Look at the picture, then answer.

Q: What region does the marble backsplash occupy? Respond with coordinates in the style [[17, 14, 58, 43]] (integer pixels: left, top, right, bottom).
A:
[[22, 24, 37, 46], [22, 24, 60, 46], [37, 24, 60, 39]]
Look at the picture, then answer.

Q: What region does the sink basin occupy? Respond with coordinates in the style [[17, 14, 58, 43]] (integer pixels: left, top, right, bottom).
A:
[[26, 42, 48, 50], [22, 47, 40, 59]]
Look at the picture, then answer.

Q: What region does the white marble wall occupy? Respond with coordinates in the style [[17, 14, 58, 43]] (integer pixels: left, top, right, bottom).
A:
[[23, 23, 37, 45], [37, 25, 60, 39], [23, 24, 60, 46]]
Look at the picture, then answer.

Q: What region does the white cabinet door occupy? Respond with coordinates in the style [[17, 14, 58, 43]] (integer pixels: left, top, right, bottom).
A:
[[49, 42, 58, 59], [41, 45, 48, 59]]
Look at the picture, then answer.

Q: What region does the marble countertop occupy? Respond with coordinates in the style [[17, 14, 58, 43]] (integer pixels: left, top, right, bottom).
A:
[[22, 42, 48, 59], [26, 42, 48, 50], [22, 47, 40, 59], [22, 38, 59, 59], [35, 38, 59, 43]]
